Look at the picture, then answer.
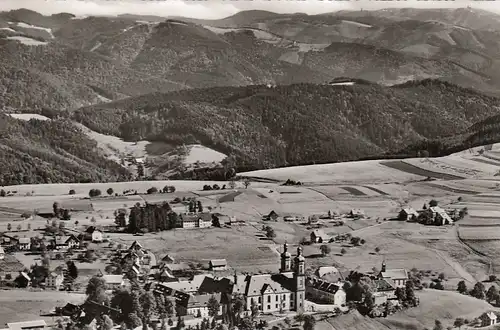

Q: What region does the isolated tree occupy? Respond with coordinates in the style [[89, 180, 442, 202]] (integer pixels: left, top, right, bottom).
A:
[[68, 261, 79, 279], [486, 285, 498, 302], [139, 291, 157, 330], [340, 248, 347, 255], [457, 280, 468, 294], [69, 189, 76, 195], [197, 201, 203, 213], [250, 300, 259, 319], [303, 315, 316, 330], [423, 204, 427, 210], [0, 189, 5, 197], [429, 200, 438, 207], [53, 202, 61, 218], [351, 237, 361, 246], [86, 276, 108, 304], [7, 223, 11, 231], [147, 187, 158, 194], [208, 295, 220, 318], [265, 227, 276, 239], [243, 179, 250, 189], [438, 272, 446, 281], [107, 188, 114, 196], [433, 320, 443, 330], [61, 209, 71, 220], [374, 247, 381, 254], [17, 224, 22, 231], [320, 245, 331, 256], [27, 223, 31, 231], [453, 318, 465, 330], [470, 282, 486, 299]]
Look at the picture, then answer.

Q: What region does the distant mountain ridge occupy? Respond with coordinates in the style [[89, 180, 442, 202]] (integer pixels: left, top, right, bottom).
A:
[[2, 8, 500, 182]]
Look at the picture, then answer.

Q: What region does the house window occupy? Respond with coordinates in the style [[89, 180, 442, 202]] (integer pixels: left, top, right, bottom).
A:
[[258, 297, 261, 303], [276, 304, 278, 308], [267, 305, 270, 310], [267, 296, 271, 303]]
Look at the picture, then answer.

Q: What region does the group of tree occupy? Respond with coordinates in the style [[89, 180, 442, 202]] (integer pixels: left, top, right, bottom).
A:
[[127, 202, 178, 233], [457, 279, 500, 305], [89, 189, 102, 198], [53, 202, 71, 220], [262, 225, 276, 239], [203, 184, 225, 191], [283, 179, 302, 186], [188, 200, 204, 213]]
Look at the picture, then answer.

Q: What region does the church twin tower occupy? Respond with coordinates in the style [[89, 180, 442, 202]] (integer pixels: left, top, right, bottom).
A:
[[280, 243, 305, 312]]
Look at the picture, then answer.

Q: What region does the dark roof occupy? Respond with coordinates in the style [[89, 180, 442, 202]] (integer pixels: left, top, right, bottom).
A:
[[198, 277, 233, 295], [181, 212, 212, 222], [307, 278, 342, 294]]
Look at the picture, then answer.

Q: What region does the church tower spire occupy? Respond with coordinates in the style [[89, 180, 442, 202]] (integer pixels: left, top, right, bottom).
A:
[[294, 246, 305, 312], [280, 242, 291, 273]]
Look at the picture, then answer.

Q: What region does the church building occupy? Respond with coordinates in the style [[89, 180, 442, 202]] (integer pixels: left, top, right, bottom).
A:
[[231, 243, 306, 313]]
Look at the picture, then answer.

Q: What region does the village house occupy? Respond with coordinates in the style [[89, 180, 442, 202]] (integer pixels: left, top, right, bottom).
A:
[[308, 215, 319, 225], [372, 279, 397, 305], [310, 229, 329, 243], [160, 254, 175, 264], [51, 235, 79, 250], [480, 312, 498, 327], [398, 208, 419, 221], [348, 209, 365, 218], [177, 293, 223, 318], [209, 259, 228, 271], [305, 278, 346, 307], [265, 210, 280, 221], [85, 226, 104, 243], [378, 261, 409, 288], [4, 320, 47, 330], [45, 271, 64, 290], [0, 246, 4, 260], [102, 275, 125, 290], [419, 206, 453, 225], [179, 212, 212, 229], [18, 237, 30, 250], [128, 240, 143, 251]]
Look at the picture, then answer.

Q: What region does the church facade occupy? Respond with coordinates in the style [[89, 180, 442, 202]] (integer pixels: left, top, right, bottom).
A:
[[232, 243, 306, 313]]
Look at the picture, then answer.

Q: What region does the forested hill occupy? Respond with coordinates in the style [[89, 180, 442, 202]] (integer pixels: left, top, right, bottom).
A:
[[0, 115, 131, 186], [72, 79, 500, 170]]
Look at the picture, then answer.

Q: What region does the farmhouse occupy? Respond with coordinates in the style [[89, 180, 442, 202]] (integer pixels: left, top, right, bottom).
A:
[[0, 246, 4, 260], [209, 259, 228, 271], [18, 237, 30, 250], [349, 209, 365, 218], [179, 212, 212, 229], [266, 210, 280, 221], [51, 235, 79, 250], [305, 278, 346, 307], [160, 254, 176, 264], [310, 229, 329, 243], [45, 272, 64, 290], [373, 279, 396, 305], [378, 261, 408, 288], [5, 320, 47, 330], [480, 312, 498, 327], [129, 240, 143, 251], [399, 208, 419, 221]]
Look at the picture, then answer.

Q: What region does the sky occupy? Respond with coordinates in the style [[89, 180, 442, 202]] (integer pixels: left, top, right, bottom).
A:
[[0, 0, 499, 19]]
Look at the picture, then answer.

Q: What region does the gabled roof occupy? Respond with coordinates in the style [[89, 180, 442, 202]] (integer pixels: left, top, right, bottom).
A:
[[102, 275, 124, 285], [54, 235, 79, 245], [7, 320, 47, 330], [18, 238, 30, 244], [311, 229, 328, 239], [401, 208, 418, 215], [161, 254, 175, 263], [129, 241, 143, 250], [185, 293, 222, 309], [375, 278, 395, 292], [307, 278, 342, 294], [180, 212, 212, 222], [209, 259, 227, 267], [380, 269, 408, 280]]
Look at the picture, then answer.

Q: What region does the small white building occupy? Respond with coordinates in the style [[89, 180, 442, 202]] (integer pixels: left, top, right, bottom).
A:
[[6, 320, 47, 330], [102, 275, 125, 290], [481, 311, 498, 327], [91, 229, 103, 243], [0, 246, 5, 260], [310, 229, 328, 243], [399, 208, 418, 221], [378, 262, 408, 288], [18, 238, 30, 250], [209, 259, 227, 271], [45, 272, 64, 290]]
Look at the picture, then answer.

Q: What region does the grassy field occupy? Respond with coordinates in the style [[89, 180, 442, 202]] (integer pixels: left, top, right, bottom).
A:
[[319, 289, 498, 330], [0, 290, 86, 326]]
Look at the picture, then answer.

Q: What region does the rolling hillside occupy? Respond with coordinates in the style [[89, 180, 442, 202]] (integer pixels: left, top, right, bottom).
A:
[[70, 79, 500, 175]]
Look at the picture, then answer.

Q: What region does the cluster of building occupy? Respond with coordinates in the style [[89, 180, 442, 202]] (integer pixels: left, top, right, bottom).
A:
[[398, 206, 454, 225]]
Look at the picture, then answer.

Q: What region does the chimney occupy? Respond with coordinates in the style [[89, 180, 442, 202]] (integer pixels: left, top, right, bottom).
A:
[[234, 270, 237, 284], [381, 260, 386, 273]]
